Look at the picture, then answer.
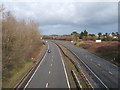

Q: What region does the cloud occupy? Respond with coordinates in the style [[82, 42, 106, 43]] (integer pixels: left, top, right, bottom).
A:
[[3, 1, 118, 35], [2, 0, 119, 2]]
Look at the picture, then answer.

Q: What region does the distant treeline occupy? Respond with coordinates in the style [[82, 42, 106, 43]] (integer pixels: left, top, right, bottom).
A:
[[1, 5, 42, 83], [43, 30, 119, 41]]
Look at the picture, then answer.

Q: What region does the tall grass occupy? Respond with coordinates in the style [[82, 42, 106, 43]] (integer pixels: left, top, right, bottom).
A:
[[2, 6, 42, 85]]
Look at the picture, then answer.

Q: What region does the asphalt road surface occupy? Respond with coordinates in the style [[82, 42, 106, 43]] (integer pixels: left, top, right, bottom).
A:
[[53, 40, 119, 88], [25, 41, 70, 88]]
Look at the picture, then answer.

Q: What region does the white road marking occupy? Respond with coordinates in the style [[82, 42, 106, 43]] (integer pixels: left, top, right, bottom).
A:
[[52, 56, 53, 58], [55, 44, 71, 89], [51, 64, 52, 67], [109, 71, 112, 75], [49, 71, 51, 74], [98, 64, 100, 66], [45, 83, 49, 88], [23, 42, 49, 89], [70, 50, 109, 89]]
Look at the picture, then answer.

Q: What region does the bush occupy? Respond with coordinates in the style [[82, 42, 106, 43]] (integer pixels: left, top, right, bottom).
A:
[[96, 45, 119, 64]]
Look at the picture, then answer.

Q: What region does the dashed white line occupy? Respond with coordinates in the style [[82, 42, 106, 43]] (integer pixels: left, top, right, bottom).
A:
[[109, 71, 112, 75], [98, 64, 101, 66], [45, 83, 49, 88], [49, 71, 51, 74], [51, 64, 52, 67]]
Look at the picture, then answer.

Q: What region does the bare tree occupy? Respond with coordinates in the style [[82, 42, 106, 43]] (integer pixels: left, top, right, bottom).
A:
[[2, 7, 42, 82]]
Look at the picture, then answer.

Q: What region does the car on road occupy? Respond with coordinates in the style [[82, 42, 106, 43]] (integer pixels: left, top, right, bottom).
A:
[[47, 50, 51, 53]]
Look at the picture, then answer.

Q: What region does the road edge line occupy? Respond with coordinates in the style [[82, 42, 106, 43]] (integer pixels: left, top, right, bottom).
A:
[[23, 42, 49, 89], [55, 43, 71, 89], [70, 50, 109, 89]]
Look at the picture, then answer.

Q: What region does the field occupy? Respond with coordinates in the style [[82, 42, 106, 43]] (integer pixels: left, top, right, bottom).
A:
[[72, 41, 119, 66]]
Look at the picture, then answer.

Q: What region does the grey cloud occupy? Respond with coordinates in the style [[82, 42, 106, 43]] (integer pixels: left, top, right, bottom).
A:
[[4, 1, 118, 35]]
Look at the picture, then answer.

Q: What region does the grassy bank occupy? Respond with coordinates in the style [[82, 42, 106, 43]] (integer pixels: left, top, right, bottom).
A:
[[3, 59, 33, 88], [69, 41, 119, 66], [58, 44, 90, 88]]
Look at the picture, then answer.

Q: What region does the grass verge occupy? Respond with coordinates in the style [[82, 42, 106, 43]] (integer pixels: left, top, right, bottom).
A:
[[57, 44, 90, 88]]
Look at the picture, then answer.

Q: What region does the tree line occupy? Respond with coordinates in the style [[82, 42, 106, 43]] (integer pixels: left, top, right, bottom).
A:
[[43, 30, 119, 41], [1, 5, 42, 83], [71, 30, 119, 41]]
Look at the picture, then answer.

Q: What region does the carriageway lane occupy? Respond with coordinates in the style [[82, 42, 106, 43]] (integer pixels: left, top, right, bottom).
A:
[[25, 41, 70, 88], [54, 40, 119, 88]]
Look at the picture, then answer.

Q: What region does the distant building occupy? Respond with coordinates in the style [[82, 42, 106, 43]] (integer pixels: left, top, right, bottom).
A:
[[96, 40, 102, 42], [113, 36, 118, 39], [71, 41, 74, 43]]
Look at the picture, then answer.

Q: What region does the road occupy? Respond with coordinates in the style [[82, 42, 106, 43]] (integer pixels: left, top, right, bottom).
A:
[[53, 40, 119, 88], [24, 41, 70, 88]]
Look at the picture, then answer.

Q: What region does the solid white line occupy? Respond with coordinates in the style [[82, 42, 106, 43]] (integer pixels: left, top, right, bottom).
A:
[[55, 44, 71, 89], [70, 50, 109, 89], [23, 42, 49, 89], [45, 83, 49, 88]]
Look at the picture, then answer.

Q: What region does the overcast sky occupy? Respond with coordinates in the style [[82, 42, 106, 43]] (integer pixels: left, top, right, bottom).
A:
[[3, 0, 118, 35]]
